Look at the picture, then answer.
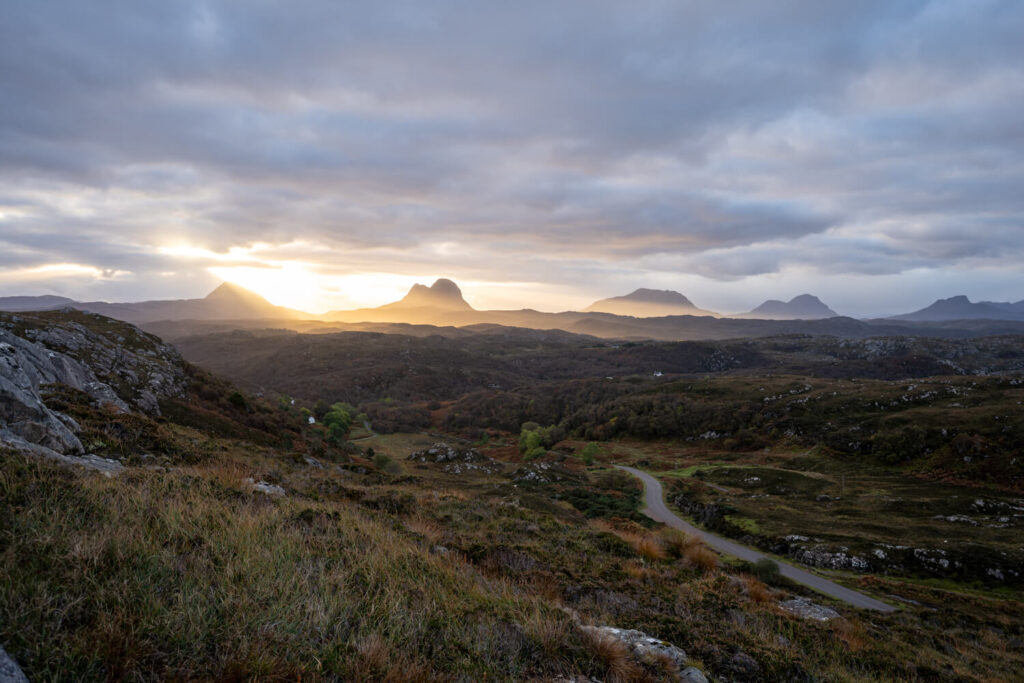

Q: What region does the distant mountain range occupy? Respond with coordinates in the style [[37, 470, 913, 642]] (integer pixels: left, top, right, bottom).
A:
[[733, 294, 839, 320], [0, 283, 308, 323], [584, 288, 718, 317], [3, 281, 1024, 341], [888, 295, 1024, 322]]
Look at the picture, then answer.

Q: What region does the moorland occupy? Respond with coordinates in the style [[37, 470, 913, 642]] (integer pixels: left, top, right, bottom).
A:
[[1, 309, 1023, 681]]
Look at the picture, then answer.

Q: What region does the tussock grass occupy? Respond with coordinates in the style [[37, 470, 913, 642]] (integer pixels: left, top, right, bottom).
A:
[[404, 514, 445, 544], [683, 545, 719, 572], [582, 630, 644, 683], [659, 528, 700, 559], [742, 575, 772, 603], [0, 454, 587, 681], [589, 520, 667, 563]]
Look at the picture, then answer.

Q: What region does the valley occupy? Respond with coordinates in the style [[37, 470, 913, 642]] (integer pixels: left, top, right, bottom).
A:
[[2, 309, 1023, 681]]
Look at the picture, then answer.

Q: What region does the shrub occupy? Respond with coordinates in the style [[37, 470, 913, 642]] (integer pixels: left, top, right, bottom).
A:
[[580, 442, 601, 465], [751, 558, 781, 584], [228, 391, 248, 410]]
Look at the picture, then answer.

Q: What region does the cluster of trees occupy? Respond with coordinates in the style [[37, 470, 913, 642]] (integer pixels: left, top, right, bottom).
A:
[[320, 402, 355, 444], [517, 422, 565, 459], [362, 400, 431, 434]]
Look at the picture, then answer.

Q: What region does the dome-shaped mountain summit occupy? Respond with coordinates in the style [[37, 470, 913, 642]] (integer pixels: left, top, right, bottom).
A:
[[389, 278, 473, 311], [735, 294, 838, 320], [584, 288, 718, 317]]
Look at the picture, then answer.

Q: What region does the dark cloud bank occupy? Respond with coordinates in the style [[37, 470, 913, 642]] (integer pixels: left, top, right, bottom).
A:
[[1, 1, 1022, 312]]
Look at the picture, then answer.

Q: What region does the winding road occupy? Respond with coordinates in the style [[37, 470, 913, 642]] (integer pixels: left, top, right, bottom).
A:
[[616, 465, 896, 612]]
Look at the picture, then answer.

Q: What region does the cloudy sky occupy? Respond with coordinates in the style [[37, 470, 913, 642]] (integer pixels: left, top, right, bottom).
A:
[[1, 1, 1022, 316]]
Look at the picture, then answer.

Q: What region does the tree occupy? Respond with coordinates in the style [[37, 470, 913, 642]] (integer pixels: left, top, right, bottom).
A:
[[580, 442, 601, 465], [518, 422, 564, 460], [322, 403, 353, 444]]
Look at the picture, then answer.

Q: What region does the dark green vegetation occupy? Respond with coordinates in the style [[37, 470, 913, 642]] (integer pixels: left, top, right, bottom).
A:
[[4, 313, 1024, 681], [658, 454, 1024, 586], [176, 329, 1024, 489]]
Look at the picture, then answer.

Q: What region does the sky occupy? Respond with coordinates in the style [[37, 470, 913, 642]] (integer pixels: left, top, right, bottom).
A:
[[1, 1, 1022, 317]]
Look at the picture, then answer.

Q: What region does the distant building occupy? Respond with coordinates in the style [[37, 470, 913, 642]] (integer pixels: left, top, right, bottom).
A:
[[653, 371, 663, 377], [308, 416, 316, 425]]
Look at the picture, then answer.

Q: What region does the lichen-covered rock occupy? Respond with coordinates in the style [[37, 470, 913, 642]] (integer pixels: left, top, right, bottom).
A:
[[247, 479, 286, 496], [728, 650, 761, 679], [580, 624, 688, 674], [407, 442, 502, 474], [779, 596, 840, 621], [680, 667, 710, 683], [0, 310, 188, 460]]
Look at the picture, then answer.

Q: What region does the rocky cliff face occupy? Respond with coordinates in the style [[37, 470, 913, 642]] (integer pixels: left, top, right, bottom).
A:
[[0, 309, 188, 459]]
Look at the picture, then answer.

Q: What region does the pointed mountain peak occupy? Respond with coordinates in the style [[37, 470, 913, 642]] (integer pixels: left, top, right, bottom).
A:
[[202, 282, 292, 315], [205, 282, 264, 302]]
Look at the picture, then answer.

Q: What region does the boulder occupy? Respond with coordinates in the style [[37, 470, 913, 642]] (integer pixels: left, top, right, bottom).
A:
[[0, 645, 28, 683], [407, 442, 502, 474], [580, 624, 688, 675], [779, 596, 840, 621]]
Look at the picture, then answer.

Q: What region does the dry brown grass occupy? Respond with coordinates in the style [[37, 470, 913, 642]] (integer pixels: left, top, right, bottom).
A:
[[659, 528, 700, 559], [742, 575, 772, 603], [354, 633, 390, 678], [583, 630, 644, 683], [383, 658, 439, 683], [590, 520, 668, 563], [404, 514, 444, 543], [525, 610, 574, 665], [192, 458, 254, 492], [683, 544, 718, 573], [634, 536, 667, 562], [624, 561, 658, 581], [529, 571, 564, 602], [831, 618, 867, 652]]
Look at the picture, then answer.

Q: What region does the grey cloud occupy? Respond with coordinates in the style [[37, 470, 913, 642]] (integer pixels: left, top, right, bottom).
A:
[[1, 0, 1023, 301]]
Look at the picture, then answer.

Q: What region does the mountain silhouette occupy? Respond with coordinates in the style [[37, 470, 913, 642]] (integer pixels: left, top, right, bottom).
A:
[[584, 289, 718, 317], [735, 294, 838, 320], [0, 283, 310, 323], [890, 295, 1024, 322], [382, 278, 473, 311], [0, 294, 76, 312]]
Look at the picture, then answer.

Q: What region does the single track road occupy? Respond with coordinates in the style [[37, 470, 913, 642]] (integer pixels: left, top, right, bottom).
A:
[[616, 465, 896, 612]]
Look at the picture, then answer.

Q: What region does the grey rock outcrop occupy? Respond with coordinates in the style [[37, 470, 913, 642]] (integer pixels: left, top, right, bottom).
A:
[[407, 442, 503, 474], [580, 624, 690, 678], [680, 667, 710, 683], [0, 310, 188, 462], [0, 645, 28, 683], [779, 596, 840, 621]]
